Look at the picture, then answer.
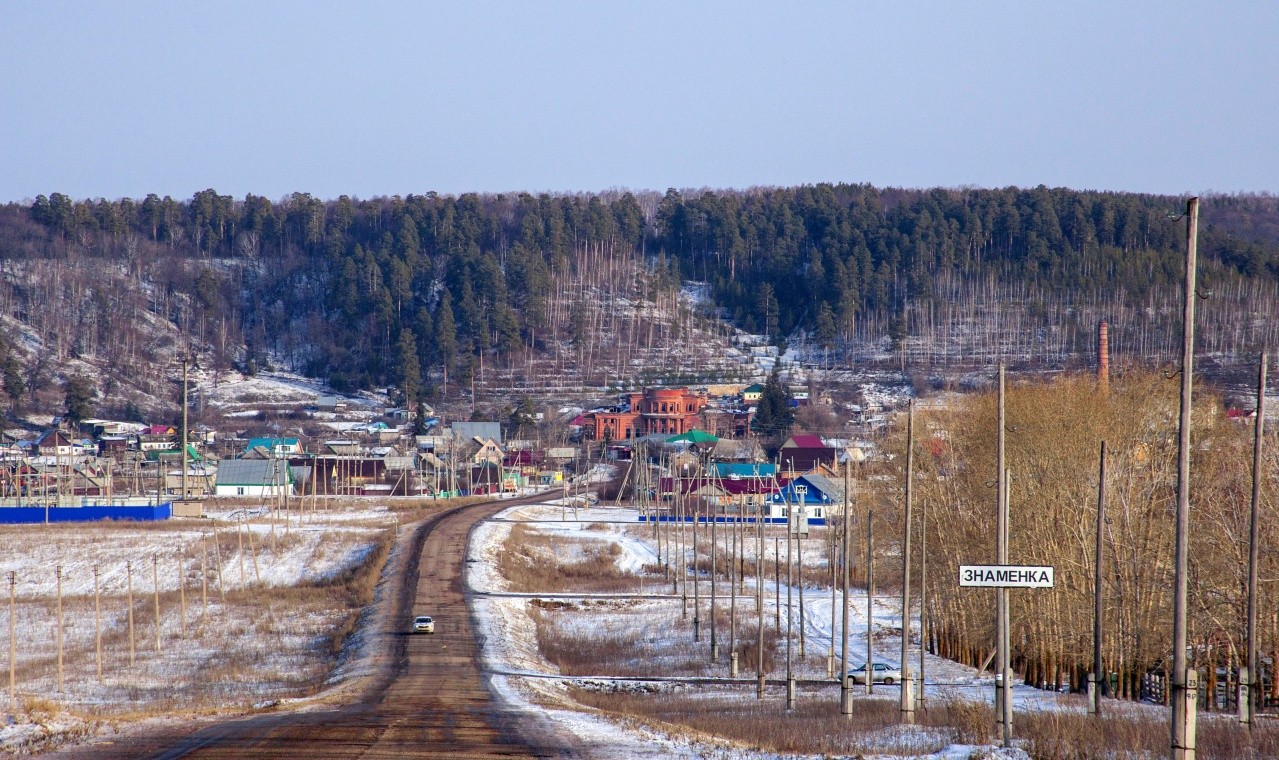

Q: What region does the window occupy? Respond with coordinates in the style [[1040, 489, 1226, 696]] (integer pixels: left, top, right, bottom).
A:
[[236, 487, 245, 496]]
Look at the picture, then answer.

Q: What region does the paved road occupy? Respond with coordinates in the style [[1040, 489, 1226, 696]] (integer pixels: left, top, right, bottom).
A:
[[61, 497, 575, 759]]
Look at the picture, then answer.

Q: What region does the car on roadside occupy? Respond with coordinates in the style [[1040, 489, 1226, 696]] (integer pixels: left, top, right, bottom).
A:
[[412, 615, 435, 634], [848, 662, 901, 685]]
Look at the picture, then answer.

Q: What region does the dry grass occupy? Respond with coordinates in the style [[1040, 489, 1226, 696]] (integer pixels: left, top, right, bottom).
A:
[[1015, 709, 1279, 760], [571, 689, 1279, 759], [570, 688, 953, 756], [499, 524, 638, 593], [529, 602, 778, 677], [0, 525, 395, 725]]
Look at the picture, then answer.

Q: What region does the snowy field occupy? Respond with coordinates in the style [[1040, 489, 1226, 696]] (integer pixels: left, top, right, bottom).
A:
[[467, 501, 1138, 759], [0, 504, 396, 755]]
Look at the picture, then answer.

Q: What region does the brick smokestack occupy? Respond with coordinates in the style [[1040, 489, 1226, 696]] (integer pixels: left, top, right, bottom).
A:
[[1098, 320, 1110, 390]]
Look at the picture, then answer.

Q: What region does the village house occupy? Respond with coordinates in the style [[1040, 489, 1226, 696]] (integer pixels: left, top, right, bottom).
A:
[[213, 459, 295, 497]]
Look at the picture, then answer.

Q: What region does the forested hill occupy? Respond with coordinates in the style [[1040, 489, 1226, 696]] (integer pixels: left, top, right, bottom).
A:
[[2, 185, 1278, 410]]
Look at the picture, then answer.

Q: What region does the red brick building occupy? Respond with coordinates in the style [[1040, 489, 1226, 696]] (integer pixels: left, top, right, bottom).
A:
[[587, 388, 709, 440]]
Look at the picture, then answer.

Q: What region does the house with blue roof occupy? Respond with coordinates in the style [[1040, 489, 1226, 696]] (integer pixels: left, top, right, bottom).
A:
[[243, 437, 302, 458], [711, 462, 777, 480], [769, 473, 846, 521]]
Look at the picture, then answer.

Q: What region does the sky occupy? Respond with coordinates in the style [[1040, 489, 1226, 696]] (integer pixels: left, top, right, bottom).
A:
[[2, 2, 1277, 202]]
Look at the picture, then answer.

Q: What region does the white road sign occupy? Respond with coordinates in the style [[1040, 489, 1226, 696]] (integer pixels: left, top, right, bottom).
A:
[[958, 565, 1054, 588]]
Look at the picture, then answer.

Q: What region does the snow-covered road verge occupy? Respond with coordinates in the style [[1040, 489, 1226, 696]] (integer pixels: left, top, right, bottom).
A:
[[0, 505, 397, 755]]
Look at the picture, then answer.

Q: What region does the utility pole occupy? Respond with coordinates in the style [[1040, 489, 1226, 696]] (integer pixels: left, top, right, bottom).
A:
[[757, 502, 766, 700], [1091, 441, 1108, 716], [786, 501, 795, 710], [919, 494, 927, 708], [692, 492, 700, 642], [997, 363, 1012, 747], [1244, 352, 1267, 726], [900, 399, 915, 722], [181, 357, 189, 502], [840, 466, 852, 715], [711, 498, 719, 663], [1172, 197, 1199, 760], [866, 508, 874, 696]]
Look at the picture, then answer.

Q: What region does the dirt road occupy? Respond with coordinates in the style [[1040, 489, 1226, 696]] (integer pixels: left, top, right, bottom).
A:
[[60, 496, 575, 759]]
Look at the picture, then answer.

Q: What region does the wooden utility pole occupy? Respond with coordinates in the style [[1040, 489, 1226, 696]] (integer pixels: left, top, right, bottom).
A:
[[1172, 197, 1199, 760], [774, 537, 781, 633], [1091, 441, 1108, 715], [900, 399, 915, 722], [1244, 352, 1267, 726]]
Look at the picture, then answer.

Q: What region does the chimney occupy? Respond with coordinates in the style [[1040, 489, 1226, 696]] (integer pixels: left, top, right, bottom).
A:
[[1098, 321, 1110, 390]]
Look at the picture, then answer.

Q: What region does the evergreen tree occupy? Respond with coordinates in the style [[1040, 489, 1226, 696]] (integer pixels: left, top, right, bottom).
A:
[[751, 364, 793, 440], [395, 328, 421, 403], [434, 293, 458, 387], [63, 375, 96, 425]]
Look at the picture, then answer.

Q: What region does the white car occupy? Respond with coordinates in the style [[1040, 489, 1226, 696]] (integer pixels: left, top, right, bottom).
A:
[[848, 662, 901, 685], [412, 615, 435, 634]]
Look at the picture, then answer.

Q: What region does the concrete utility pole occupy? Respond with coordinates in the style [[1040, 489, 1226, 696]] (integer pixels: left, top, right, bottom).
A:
[[1172, 197, 1199, 760], [1244, 352, 1267, 726], [919, 494, 927, 708], [711, 499, 719, 663], [692, 493, 700, 642], [996, 363, 1012, 747], [181, 357, 189, 502], [94, 565, 102, 680], [757, 504, 766, 700], [840, 467, 852, 716], [1091, 441, 1108, 716], [786, 504, 795, 710], [866, 508, 874, 696], [901, 399, 916, 722]]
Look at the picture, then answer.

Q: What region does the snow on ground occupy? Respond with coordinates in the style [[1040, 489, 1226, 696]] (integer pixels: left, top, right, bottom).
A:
[[0, 505, 396, 755], [468, 501, 1110, 757]]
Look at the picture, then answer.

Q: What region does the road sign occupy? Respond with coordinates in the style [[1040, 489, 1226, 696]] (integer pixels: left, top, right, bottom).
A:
[[959, 565, 1054, 588]]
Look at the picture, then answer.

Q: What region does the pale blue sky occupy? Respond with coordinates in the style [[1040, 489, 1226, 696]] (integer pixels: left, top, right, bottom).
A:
[[2, 2, 1276, 202]]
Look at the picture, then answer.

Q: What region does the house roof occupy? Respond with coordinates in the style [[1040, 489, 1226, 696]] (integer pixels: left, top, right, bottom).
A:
[[712, 462, 777, 479], [245, 437, 299, 453], [451, 421, 502, 442], [783, 434, 825, 449], [215, 459, 293, 487], [774, 473, 846, 504], [743, 383, 765, 393], [667, 429, 718, 445]]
